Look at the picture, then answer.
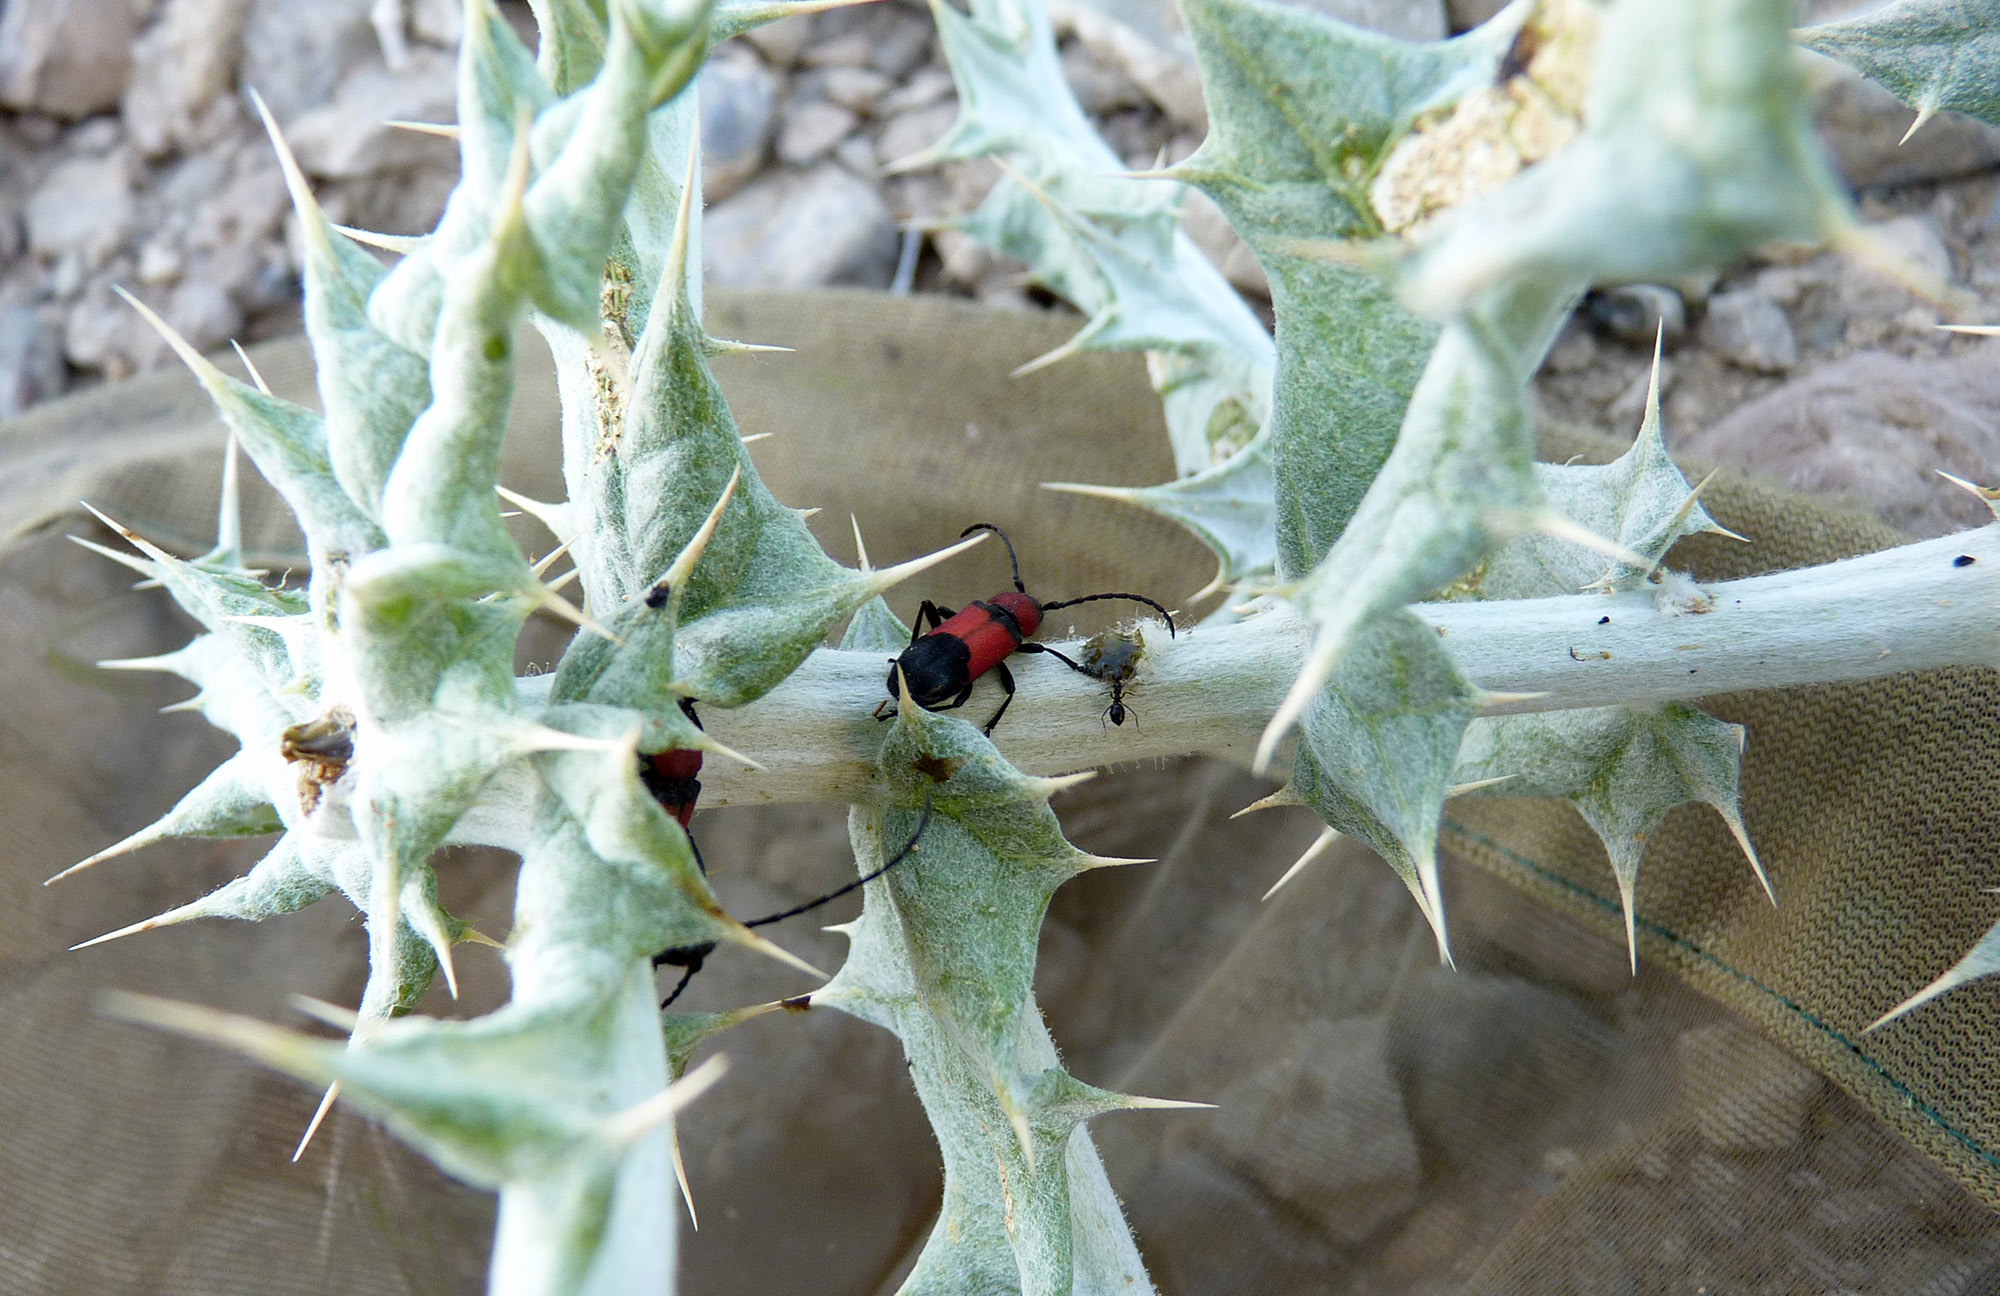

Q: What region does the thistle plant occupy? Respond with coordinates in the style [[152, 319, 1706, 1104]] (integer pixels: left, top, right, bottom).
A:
[[59, 0, 2000, 1291]]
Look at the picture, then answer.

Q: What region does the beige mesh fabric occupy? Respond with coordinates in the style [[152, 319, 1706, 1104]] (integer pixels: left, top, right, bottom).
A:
[[2, 290, 1994, 1295]]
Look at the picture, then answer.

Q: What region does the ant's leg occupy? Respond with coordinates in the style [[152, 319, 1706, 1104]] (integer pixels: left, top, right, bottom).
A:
[[983, 660, 1017, 735], [1015, 641, 1090, 677]]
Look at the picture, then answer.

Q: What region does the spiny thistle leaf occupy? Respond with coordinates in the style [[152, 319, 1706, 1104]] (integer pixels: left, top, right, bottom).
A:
[[816, 701, 1162, 1294], [1174, 0, 1527, 574], [106, 982, 719, 1295], [76, 516, 315, 698], [1452, 350, 1763, 969], [1258, 289, 1575, 771], [50, 755, 283, 884], [549, 168, 977, 710], [253, 90, 432, 520], [1047, 431, 1278, 598], [1398, 0, 1852, 315], [1483, 343, 1735, 596], [527, 706, 741, 971], [1452, 706, 1762, 969], [1281, 612, 1480, 964], [1797, 0, 2000, 135], [923, 0, 1273, 475], [111, 289, 384, 569]]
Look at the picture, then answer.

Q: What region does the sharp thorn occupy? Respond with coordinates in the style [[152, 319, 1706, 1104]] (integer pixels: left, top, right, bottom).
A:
[[292, 1082, 340, 1162]]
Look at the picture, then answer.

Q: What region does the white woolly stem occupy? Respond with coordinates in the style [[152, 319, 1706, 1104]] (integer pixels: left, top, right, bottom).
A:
[[669, 528, 2000, 806]]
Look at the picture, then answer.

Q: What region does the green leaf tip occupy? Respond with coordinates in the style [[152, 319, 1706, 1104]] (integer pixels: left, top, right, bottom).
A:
[[1798, 0, 2000, 134]]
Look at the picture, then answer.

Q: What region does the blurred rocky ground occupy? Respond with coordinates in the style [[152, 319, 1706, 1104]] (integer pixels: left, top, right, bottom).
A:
[[1, 0, 1996, 531]]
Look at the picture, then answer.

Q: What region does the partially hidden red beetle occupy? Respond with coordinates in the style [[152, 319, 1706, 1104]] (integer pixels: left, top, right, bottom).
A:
[[645, 699, 933, 1008]]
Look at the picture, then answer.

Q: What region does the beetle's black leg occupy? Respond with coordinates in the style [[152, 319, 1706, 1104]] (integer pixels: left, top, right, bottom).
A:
[[983, 660, 1017, 734], [915, 600, 953, 637]]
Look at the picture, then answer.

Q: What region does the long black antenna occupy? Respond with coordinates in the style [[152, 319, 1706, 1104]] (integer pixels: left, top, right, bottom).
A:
[[1039, 592, 1177, 637], [743, 788, 935, 930], [960, 522, 1025, 593]]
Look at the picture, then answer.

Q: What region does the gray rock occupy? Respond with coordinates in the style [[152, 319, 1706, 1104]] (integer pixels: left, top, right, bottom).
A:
[[832, 133, 878, 180], [876, 102, 957, 169], [189, 152, 288, 259], [1544, 317, 1599, 375], [704, 163, 898, 290], [121, 0, 251, 159], [864, 8, 935, 78], [1812, 58, 2000, 189], [776, 98, 859, 166], [738, 18, 810, 68], [0, 203, 21, 263], [46, 252, 89, 300], [1673, 348, 2000, 538], [285, 45, 457, 178], [1865, 212, 1954, 285], [804, 4, 931, 76], [1588, 284, 1688, 348], [25, 152, 136, 267], [1048, 0, 1207, 129], [800, 32, 874, 69], [68, 116, 124, 155], [1289, 0, 1445, 38], [62, 283, 141, 376], [162, 277, 244, 352], [64, 272, 243, 378], [699, 49, 776, 203], [878, 66, 955, 117], [0, 0, 144, 119], [137, 239, 185, 284], [1386, 970, 1625, 1168], [407, 0, 461, 46], [316, 162, 455, 240], [0, 307, 69, 416], [239, 0, 379, 123], [1199, 1017, 1421, 1245], [1061, 41, 1151, 115], [1700, 288, 1799, 374], [820, 65, 892, 116], [1446, 0, 1510, 30]]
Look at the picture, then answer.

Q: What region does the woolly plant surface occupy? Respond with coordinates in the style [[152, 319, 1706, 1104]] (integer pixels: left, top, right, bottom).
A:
[[65, 0, 2000, 1293]]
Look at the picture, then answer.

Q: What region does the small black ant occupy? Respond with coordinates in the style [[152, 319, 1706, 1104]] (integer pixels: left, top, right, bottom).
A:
[[1080, 628, 1147, 728]]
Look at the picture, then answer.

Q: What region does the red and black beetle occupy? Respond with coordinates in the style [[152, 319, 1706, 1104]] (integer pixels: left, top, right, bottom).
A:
[[880, 523, 1175, 735]]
